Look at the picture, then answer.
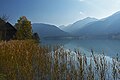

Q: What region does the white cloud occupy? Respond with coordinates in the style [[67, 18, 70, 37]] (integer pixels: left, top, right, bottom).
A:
[[80, 12, 84, 15], [79, 11, 87, 19]]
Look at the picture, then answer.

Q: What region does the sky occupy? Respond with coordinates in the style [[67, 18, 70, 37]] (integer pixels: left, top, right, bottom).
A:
[[0, 0, 120, 26]]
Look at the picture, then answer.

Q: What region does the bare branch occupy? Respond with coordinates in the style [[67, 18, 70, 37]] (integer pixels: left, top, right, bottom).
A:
[[0, 14, 9, 22]]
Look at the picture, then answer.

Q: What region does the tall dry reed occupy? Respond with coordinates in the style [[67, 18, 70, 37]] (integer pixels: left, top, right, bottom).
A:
[[0, 40, 120, 80]]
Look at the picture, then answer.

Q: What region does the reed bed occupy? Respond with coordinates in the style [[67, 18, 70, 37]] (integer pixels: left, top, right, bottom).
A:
[[0, 40, 120, 80]]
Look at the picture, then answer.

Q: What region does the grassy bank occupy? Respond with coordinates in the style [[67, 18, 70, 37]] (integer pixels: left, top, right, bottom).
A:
[[0, 40, 120, 80]]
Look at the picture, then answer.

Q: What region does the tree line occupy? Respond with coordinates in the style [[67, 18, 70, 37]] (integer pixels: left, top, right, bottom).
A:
[[0, 16, 40, 42]]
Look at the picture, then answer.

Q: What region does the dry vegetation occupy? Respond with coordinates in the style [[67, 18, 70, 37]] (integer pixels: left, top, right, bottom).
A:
[[0, 40, 120, 80]]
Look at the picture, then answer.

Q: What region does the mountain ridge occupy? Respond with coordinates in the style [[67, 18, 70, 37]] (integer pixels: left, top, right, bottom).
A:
[[60, 17, 98, 33], [32, 11, 120, 39], [32, 23, 69, 38], [74, 11, 120, 36]]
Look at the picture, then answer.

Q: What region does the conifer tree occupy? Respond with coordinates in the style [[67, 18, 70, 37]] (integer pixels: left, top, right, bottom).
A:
[[15, 16, 33, 40]]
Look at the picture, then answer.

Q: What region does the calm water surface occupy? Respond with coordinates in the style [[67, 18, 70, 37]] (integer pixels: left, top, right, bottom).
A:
[[41, 39, 120, 58]]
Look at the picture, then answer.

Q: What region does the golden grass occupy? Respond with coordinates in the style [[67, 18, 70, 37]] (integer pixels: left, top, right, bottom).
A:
[[0, 40, 50, 80], [0, 40, 120, 80]]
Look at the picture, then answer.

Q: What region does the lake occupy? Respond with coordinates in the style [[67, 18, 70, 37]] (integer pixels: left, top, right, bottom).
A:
[[41, 39, 120, 58]]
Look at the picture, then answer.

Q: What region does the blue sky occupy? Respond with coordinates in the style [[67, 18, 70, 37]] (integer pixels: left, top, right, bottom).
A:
[[0, 0, 120, 26]]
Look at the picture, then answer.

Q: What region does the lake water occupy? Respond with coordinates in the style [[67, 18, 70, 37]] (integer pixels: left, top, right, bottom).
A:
[[41, 39, 120, 58]]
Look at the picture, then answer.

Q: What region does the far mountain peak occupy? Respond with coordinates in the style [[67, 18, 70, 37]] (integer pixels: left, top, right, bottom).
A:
[[61, 17, 98, 33], [83, 17, 98, 20]]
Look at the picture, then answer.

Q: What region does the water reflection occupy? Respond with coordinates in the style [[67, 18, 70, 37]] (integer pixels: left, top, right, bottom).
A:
[[41, 39, 120, 57]]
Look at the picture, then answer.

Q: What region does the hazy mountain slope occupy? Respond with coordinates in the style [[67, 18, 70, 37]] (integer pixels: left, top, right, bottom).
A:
[[32, 23, 69, 38], [32, 11, 120, 39], [60, 17, 98, 33], [74, 11, 120, 36]]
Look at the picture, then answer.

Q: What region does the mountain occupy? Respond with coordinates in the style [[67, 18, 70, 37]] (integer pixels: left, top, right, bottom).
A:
[[60, 17, 98, 33], [32, 23, 69, 38], [32, 11, 120, 39], [59, 25, 67, 29], [74, 11, 120, 37]]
